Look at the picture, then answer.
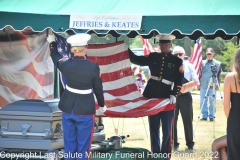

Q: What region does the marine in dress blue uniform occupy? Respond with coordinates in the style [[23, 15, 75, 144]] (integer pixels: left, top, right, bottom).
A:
[[199, 48, 221, 121], [128, 34, 183, 157], [172, 46, 199, 150], [47, 33, 106, 160]]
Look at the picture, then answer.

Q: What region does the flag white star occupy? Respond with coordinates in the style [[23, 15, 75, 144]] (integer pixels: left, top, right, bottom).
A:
[[58, 47, 63, 53]]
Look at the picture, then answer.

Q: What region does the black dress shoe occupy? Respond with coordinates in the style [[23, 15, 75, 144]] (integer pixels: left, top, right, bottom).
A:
[[174, 145, 179, 150], [188, 146, 196, 150], [209, 118, 214, 122], [200, 118, 207, 121]]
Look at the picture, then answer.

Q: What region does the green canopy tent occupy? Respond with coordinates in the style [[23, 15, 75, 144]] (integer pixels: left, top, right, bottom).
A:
[[0, 0, 240, 98], [0, 0, 240, 40]]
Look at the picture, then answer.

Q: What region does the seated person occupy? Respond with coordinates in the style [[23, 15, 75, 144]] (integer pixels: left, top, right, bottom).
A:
[[211, 135, 227, 160]]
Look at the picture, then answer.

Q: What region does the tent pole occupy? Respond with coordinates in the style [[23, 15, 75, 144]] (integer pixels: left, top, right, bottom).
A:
[[46, 28, 49, 38], [153, 31, 156, 44]]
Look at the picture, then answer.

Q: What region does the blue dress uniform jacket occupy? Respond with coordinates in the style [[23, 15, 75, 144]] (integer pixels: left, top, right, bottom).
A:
[[128, 49, 183, 98], [50, 42, 104, 115]]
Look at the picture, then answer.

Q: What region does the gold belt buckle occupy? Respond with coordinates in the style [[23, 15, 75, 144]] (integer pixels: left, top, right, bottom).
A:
[[158, 77, 162, 81]]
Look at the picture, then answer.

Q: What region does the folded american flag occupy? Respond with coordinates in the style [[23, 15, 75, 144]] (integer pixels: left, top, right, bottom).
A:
[[55, 34, 174, 118]]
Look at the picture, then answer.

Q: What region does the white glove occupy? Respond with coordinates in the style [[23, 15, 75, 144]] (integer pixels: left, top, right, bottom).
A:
[[96, 106, 107, 115], [47, 34, 56, 43], [169, 95, 176, 104], [100, 105, 107, 112]]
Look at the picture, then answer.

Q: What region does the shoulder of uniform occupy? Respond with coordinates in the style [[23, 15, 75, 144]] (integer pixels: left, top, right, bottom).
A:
[[174, 56, 183, 65], [170, 55, 178, 60], [147, 52, 159, 58], [87, 60, 99, 66], [149, 52, 159, 56]]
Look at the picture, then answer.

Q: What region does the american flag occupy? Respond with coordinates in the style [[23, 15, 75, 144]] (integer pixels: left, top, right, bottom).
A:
[[87, 41, 174, 117], [0, 30, 54, 108], [140, 36, 156, 56], [189, 38, 202, 78], [55, 33, 72, 58], [54, 33, 72, 89], [55, 34, 174, 118]]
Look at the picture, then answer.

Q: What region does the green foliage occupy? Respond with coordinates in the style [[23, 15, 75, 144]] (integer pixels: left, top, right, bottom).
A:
[[129, 36, 158, 49], [202, 38, 227, 54], [217, 42, 240, 71], [129, 36, 142, 48]]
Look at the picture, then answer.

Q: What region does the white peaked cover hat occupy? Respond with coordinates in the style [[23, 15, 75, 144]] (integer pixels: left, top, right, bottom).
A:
[[67, 34, 91, 47]]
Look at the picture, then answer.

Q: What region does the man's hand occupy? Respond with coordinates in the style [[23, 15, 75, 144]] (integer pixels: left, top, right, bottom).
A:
[[197, 85, 200, 90], [100, 106, 107, 112], [96, 106, 107, 115], [47, 34, 56, 43], [169, 95, 176, 104]]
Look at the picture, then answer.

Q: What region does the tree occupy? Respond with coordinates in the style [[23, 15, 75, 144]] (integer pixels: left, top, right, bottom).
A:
[[216, 42, 240, 72]]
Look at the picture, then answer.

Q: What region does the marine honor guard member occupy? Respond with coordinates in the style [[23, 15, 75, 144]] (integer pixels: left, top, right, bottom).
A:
[[128, 34, 183, 156], [47, 33, 106, 160]]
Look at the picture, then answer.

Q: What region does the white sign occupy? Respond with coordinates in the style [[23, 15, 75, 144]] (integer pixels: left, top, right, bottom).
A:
[[69, 14, 142, 30]]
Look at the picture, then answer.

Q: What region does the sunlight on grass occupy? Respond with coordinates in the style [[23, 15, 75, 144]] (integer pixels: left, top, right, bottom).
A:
[[102, 99, 226, 160]]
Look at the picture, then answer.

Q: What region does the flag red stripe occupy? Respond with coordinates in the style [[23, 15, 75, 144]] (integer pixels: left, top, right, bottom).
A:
[[88, 41, 124, 49], [16, 32, 31, 53], [104, 84, 138, 96], [0, 71, 53, 100], [121, 99, 167, 112], [190, 43, 202, 63], [24, 63, 54, 86], [105, 104, 175, 118], [193, 44, 202, 62], [141, 36, 156, 56], [101, 67, 133, 82], [88, 50, 129, 65], [0, 59, 54, 86], [105, 97, 147, 107], [0, 96, 11, 108], [189, 38, 202, 79]]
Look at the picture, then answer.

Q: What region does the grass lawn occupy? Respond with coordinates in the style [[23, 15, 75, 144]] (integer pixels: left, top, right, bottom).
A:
[[192, 82, 224, 95], [102, 98, 226, 160]]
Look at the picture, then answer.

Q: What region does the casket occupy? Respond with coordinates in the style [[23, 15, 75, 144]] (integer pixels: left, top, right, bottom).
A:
[[0, 98, 63, 150]]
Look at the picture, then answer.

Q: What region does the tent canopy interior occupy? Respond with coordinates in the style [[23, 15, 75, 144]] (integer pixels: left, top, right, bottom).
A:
[[1, 0, 240, 40]]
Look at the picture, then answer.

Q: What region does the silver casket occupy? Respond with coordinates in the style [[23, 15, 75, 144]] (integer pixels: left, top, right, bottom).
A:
[[0, 98, 64, 150]]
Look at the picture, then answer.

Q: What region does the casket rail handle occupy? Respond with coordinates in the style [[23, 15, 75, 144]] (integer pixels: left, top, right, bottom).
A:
[[0, 130, 54, 138], [0, 123, 54, 138], [21, 124, 32, 136]]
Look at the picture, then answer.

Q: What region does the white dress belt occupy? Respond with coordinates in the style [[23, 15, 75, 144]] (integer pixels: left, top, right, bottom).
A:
[[150, 76, 173, 85], [66, 85, 92, 94]]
